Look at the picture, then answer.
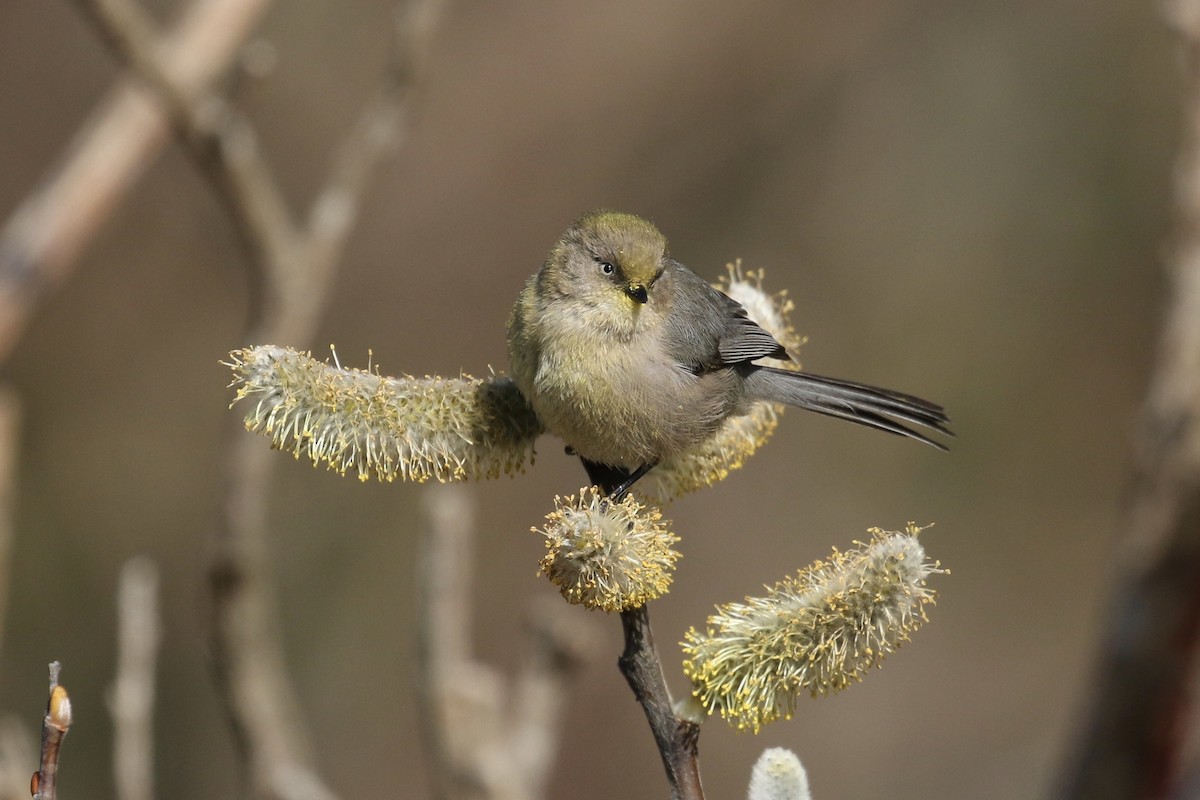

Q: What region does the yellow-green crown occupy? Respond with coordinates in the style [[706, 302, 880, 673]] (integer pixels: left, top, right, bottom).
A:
[[572, 210, 667, 285]]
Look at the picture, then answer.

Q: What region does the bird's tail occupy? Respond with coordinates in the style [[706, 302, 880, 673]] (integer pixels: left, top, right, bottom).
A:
[[742, 366, 952, 449]]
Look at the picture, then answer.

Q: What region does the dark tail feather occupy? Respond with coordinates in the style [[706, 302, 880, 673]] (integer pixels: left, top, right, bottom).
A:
[[743, 366, 953, 450]]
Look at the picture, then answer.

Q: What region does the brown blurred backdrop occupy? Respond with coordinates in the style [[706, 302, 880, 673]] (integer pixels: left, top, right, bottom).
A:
[[0, 1, 1181, 798]]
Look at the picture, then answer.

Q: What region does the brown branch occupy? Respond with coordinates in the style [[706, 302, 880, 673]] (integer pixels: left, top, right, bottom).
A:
[[209, 6, 444, 797], [618, 607, 704, 800], [31, 663, 71, 800], [416, 486, 595, 800], [0, 0, 273, 366], [67, 0, 301, 329], [109, 557, 160, 800], [1058, 4, 1200, 798], [582, 463, 704, 800], [74, 0, 446, 339]]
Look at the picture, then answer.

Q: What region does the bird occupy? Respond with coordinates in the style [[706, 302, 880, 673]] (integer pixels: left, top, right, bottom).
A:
[[506, 210, 950, 498]]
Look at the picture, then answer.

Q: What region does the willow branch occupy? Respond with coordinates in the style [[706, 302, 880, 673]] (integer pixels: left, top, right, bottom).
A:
[[1058, 4, 1200, 798], [510, 599, 596, 796], [31, 663, 71, 800], [0, 0, 273, 365], [210, 1, 443, 795], [618, 607, 704, 800], [581, 463, 704, 800]]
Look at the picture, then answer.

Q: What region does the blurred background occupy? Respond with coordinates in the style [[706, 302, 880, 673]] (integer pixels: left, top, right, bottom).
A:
[[0, 1, 1182, 798]]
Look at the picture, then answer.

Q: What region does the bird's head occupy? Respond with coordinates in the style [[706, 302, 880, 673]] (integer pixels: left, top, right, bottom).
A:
[[540, 211, 668, 318]]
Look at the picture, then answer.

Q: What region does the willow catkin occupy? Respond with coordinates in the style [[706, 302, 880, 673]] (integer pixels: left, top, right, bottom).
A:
[[226, 345, 542, 482], [681, 524, 944, 732]]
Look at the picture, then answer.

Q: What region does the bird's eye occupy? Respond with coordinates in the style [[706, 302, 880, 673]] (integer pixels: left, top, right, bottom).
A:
[[597, 260, 615, 275]]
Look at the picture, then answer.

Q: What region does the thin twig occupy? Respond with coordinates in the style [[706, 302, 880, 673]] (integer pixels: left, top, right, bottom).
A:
[[31, 663, 71, 800], [73, 0, 446, 341], [109, 557, 161, 800], [1058, 4, 1200, 798], [618, 608, 704, 800], [67, 0, 301, 329], [583, 464, 704, 800], [416, 486, 594, 800], [0, 0, 273, 365]]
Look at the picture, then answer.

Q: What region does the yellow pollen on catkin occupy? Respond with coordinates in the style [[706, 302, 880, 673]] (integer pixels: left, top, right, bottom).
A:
[[225, 345, 543, 483], [681, 523, 944, 732], [535, 487, 680, 612]]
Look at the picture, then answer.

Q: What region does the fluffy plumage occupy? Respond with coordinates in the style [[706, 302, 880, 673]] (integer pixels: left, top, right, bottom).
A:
[[507, 211, 950, 491]]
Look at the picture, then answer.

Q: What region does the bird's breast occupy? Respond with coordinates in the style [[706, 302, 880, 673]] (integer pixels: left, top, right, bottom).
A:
[[528, 317, 736, 468]]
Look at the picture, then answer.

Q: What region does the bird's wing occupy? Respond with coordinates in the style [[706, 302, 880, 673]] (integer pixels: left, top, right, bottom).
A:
[[662, 261, 790, 372], [718, 310, 789, 364]]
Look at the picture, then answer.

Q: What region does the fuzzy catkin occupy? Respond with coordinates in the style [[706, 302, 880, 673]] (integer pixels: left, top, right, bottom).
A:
[[682, 524, 943, 732], [646, 263, 802, 501], [535, 487, 680, 612], [226, 345, 542, 482], [720, 261, 805, 366], [748, 748, 811, 800]]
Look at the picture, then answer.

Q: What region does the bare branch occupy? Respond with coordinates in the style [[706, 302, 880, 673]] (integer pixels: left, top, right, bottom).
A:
[[210, 434, 337, 800], [68, 0, 301, 323], [109, 557, 161, 800], [0, 0, 273, 365], [31, 663, 71, 800], [416, 486, 594, 800], [580, 462, 705, 800], [68, 0, 448, 796], [291, 0, 447, 335], [0, 717, 35, 800], [510, 600, 596, 798], [618, 607, 704, 800]]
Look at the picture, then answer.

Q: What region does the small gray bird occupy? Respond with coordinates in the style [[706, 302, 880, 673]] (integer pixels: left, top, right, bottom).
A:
[[507, 210, 950, 497]]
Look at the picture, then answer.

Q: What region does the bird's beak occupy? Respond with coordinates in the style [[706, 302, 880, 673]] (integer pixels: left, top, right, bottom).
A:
[[625, 283, 649, 304]]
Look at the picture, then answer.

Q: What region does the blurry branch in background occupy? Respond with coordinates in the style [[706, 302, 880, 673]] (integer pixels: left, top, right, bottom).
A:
[[0, 396, 31, 800], [69, 0, 441, 339], [1170, 765, 1200, 800], [0, 392, 20, 661], [31, 663, 71, 800], [0, 0, 273, 366], [68, 0, 447, 797], [109, 558, 160, 800], [416, 486, 597, 800], [0, 2, 269, 792], [1059, 3, 1200, 798], [0, 718, 35, 800]]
